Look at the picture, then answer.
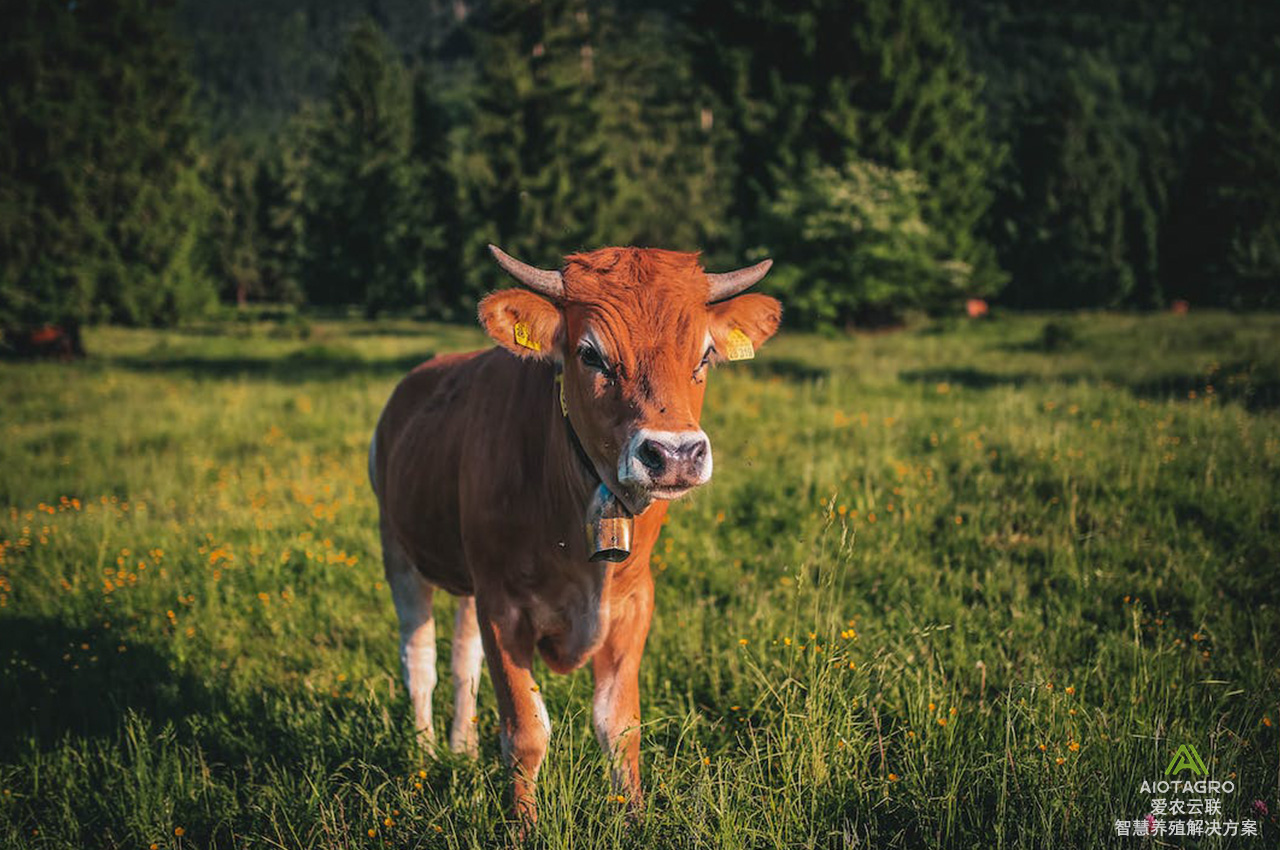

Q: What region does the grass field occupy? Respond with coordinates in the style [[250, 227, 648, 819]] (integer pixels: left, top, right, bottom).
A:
[[1, 312, 1278, 849]]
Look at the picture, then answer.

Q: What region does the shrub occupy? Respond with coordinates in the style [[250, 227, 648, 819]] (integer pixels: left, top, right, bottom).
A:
[[764, 160, 972, 329]]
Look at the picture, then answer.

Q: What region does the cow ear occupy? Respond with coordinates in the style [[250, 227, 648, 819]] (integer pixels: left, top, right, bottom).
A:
[[478, 288, 563, 360], [708, 293, 782, 360]]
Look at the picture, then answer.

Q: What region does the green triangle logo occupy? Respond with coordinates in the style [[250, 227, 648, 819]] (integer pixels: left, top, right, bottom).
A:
[[1165, 744, 1208, 776]]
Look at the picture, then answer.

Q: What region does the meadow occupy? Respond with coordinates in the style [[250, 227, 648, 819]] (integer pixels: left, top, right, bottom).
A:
[[1, 311, 1277, 849]]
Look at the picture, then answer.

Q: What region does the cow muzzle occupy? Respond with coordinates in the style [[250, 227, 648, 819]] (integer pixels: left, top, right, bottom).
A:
[[618, 428, 713, 500]]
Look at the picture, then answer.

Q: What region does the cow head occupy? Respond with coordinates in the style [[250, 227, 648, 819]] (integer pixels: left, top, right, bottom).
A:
[[479, 245, 781, 514]]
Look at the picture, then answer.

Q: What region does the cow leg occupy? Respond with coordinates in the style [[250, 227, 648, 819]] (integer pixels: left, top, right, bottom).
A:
[[476, 601, 549, 831], [591, 579, 654, 814], [383, 518, 437, 748], [449, 595, 484, 756]]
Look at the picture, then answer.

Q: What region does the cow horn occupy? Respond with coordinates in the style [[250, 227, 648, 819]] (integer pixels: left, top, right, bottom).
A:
[[706, 259, 773, 302], [488, 244, 564, 298]]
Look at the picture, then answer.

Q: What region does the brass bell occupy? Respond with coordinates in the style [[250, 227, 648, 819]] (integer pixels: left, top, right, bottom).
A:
[[585, 483, 633, 563]]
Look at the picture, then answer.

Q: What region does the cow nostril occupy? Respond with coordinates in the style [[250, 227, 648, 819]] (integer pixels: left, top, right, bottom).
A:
[[687, 439, 708, 465], [637, 439, 666, 472]]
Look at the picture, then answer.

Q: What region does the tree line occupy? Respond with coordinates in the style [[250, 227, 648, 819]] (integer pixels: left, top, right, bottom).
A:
[[2, 0, 1277, 336]]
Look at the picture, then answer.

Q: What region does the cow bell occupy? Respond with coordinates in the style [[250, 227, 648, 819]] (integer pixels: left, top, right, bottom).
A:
[[585, 483, 633, 563]]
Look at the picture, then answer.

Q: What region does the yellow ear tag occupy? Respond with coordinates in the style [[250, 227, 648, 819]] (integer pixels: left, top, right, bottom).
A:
[[725, 328, 755, 361], [514, 321, 541, 352], [555, 373, 568, 417]]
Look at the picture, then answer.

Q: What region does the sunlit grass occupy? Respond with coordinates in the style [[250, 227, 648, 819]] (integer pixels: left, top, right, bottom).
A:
[[1, 312, 1277, 848]]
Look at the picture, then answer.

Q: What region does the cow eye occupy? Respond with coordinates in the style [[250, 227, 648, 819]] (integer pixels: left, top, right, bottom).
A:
[[578, 344, 610, 375]]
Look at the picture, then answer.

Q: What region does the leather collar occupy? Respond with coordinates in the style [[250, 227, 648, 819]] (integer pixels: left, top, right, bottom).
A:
[[555, 365, 599, 484]]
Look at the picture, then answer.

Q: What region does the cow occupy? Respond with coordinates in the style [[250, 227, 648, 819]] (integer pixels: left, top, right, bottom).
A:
[[368, 245, 780, 829], [2, 324, 85, 359]]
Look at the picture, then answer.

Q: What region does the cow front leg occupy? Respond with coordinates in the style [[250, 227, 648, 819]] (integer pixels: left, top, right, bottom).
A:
[[383, 519, 437, 748], [449, 595, 484, 756], [477, 602, 549, 831], [591, 581, 653, 814]]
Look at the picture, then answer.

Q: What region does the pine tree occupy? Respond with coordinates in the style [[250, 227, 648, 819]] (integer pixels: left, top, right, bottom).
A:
[[299, 19, 442, 317], [455, 0, 603, 296], [0, 0, 216, 335], [1156, 7, 1280, 308], [995, 54, 1161, 307], [1209, 46, 1280, 307], [205, 139, 262, 307], [957, 0, 1219, 308], [253, 135, 307, 307], [457, 0, 738, 299], [591, 7, 736, 253], [692, 0, 1004, 307], [410, 67, 465, 318]]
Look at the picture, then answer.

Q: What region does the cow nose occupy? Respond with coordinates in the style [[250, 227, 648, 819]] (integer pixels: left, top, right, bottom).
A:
[[637, 436, 708, 475], [622, 428, 714, 493]]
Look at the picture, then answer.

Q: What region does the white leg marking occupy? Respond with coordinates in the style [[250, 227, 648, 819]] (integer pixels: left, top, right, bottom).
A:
[[592, 672, 632, 790], [534, 689, 551, 741], [449, 597, 485, 755], [386, 539, 437, 747], [592, 676, 619, 753]]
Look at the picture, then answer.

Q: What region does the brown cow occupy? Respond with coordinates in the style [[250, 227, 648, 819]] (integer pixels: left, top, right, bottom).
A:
[[368, 245, 780, 828], [3, 324, 85, 359]]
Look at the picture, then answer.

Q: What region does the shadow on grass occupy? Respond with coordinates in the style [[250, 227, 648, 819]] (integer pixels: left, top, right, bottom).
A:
[[107, 347, 434, 384], [0, 615, 223, 760], [345, 326, 448, 338], [898, 365, 1280, 410], [898, 367, 1039, 391], [0, 615, 330, 764], [1126, 364, 1280, 412], [750, 356, 830, 383], [0, 613, 503, 844], [0, 615, 432, 774]]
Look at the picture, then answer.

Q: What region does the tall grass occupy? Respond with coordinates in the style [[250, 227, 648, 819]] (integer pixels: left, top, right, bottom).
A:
[[1, 312, 1277, 848]]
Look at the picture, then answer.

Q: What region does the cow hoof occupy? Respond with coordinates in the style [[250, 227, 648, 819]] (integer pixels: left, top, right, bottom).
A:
[[414, 728, 441, 758], [449, 736, 480, 758]]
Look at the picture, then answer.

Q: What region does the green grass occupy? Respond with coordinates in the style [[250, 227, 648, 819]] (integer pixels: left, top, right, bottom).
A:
[[1, 312, 1278, 849]]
